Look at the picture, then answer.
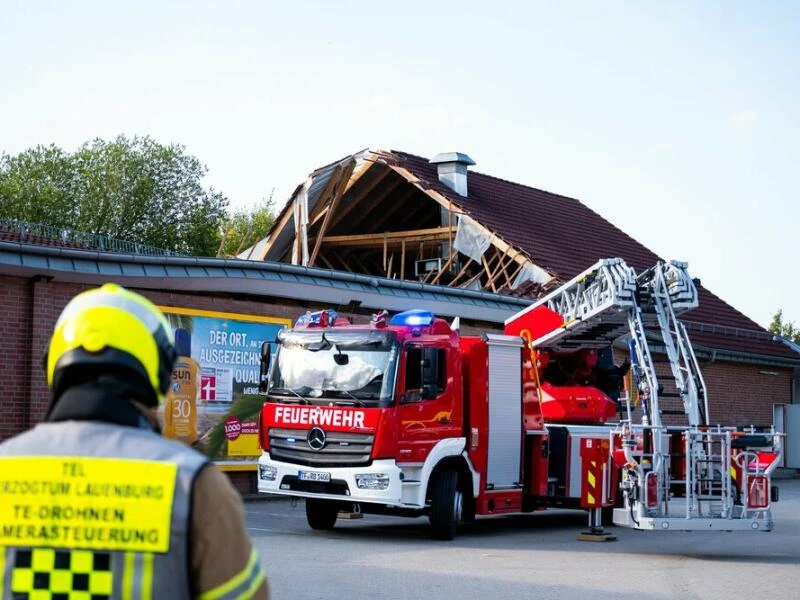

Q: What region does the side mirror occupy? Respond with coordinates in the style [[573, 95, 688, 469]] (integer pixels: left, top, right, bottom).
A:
[[258, 342, 271, 393]]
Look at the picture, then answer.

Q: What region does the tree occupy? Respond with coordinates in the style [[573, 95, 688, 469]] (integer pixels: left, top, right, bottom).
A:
[[768, 310, 800, 344], [0, 136, 229, 255], [216, 193, 276, 258]]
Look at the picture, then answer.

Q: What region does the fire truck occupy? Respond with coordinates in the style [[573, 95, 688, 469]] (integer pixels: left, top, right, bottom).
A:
[[256, 258, 782, 539]]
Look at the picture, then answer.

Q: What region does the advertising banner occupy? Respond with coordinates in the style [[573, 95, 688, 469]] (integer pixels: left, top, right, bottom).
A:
[[224, 416, 262, 457], [158, 306, 291, 462]]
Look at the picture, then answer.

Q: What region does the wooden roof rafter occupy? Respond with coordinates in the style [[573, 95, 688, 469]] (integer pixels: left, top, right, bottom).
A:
[[375, 160, 536, 274], [253, 149, 554, 294], [319, 226, 456, 248], [308, 159, 356, 267], [254, 182, 301, 261]]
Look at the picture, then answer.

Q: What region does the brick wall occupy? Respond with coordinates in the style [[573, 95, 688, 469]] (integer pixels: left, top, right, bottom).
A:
[[0, 276, 33, 439], [702, 362, 792, 426], [2, 273, 795, 436], [612, 349, 791, 427]]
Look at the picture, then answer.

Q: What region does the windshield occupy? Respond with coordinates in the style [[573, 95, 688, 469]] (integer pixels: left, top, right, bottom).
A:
[[268, 329, 399, 407]]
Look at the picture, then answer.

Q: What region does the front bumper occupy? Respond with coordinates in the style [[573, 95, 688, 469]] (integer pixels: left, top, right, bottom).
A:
[[612, 507, 774, 532], [258, 453, 407, 507]]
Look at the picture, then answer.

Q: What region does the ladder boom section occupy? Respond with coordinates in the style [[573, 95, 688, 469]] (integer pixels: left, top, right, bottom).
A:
[[638, 260, 707, 427], [615, 261, 780, 533], [507, 258, 638, 351]]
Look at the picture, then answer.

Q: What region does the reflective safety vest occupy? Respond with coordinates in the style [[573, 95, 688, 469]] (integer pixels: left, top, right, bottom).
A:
[[0, 421, 209, 599]]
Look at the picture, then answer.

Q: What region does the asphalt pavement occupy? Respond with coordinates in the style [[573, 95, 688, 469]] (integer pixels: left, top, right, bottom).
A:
[[246, 478, 800, 600]]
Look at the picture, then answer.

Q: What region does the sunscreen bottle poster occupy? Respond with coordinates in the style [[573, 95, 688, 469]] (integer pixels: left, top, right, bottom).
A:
[[163, 328, 200, 445], [158, 306, 290, 458]]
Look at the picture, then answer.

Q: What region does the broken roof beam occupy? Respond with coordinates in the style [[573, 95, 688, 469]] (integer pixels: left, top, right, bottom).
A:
[[308, 156, 376, 228], [253, 182, 303, 261], [254, 152, 366, 262], [308, 159, 356, 267], [379, 161, 537, 273], [320, 226, 456, 248]]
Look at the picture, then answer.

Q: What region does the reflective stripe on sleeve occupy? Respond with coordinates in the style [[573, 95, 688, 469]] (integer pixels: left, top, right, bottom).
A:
[[196, 548, 265, 600], [141, 552, 154, 600], [121, 551, 155, 600], [122, 552, 135, 600]]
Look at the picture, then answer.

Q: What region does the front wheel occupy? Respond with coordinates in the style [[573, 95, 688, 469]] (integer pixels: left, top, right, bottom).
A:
[[305, 498, 339, 530], [429, 470, 462, 541]]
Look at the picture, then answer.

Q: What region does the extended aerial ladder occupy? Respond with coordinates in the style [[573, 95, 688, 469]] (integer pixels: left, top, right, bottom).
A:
[[521, 257, 782, 531]]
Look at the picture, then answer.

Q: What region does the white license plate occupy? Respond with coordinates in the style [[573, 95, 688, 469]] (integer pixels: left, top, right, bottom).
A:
[[298, 470, 331, 482]]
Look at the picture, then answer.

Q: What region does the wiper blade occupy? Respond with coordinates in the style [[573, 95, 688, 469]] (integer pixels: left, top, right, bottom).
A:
[[333, 399, 366, 407], [328, 389, 366, 407], [269, 387, 310, 404]]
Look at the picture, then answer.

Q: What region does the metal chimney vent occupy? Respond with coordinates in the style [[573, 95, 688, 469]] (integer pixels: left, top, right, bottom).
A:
[[429, 152, 476, 197]]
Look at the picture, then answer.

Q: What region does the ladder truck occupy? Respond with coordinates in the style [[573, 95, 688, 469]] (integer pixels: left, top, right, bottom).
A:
[[255, 258, 782, 539], [506, 257, 782, 532]]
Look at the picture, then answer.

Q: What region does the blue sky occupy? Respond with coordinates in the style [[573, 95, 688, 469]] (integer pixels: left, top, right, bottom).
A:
[[1, 1, 797, 329]]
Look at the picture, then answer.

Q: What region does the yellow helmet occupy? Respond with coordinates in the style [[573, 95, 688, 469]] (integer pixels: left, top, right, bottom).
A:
[[46, 283, 177, 404]]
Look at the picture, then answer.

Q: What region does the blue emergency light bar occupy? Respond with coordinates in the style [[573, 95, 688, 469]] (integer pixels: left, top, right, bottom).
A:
[[389, 309, 435, 327], [295, 309, 338, 328]]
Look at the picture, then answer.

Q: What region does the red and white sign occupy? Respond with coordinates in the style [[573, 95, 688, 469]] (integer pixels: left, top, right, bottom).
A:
[[224, 415, 241, 441], [200, 373, 216, 401], [263, 404, 377, 432]]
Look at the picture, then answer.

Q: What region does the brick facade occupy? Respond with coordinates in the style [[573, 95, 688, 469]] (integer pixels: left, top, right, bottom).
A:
[[1, 272, 795, 490], [612, 349, 791, 428], [0, 275, 34, 438], [702, 362, 792, 426]]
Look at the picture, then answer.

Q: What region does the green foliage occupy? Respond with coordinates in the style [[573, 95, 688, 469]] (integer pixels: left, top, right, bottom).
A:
[[768, 310, 800, 344], [217, 193, 276, 257], [0, 136, 229, 255], [205, 394, 266, 459], [165, 314, 195, 335]]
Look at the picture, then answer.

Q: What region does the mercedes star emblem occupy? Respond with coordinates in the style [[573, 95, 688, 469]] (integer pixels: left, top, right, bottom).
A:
[[307, 426, 327, 451]]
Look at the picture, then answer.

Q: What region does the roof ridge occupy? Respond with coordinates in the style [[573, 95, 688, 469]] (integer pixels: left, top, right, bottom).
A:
[[386, 148, 587, 204], [384, 148, 661, 267]]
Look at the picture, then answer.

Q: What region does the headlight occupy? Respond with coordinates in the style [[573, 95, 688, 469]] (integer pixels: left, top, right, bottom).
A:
[[355, 473, 389, 490], [259, 465, 277, 481]]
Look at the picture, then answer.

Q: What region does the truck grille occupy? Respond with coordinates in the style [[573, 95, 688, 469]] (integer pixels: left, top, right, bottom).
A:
[[268, 427, 374, 467]]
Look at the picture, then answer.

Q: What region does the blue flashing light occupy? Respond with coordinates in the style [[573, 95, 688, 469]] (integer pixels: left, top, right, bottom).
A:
[[389, 309, 435, 328], [295, 309, 338, 328]]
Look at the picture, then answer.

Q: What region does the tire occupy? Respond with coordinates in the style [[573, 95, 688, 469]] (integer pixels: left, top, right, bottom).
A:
[[305, 498, 339, 530], [429, 470, 462, 541]]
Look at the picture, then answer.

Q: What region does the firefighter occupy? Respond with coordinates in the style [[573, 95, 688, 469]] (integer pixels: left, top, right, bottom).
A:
[[0, 284, 268, 599]]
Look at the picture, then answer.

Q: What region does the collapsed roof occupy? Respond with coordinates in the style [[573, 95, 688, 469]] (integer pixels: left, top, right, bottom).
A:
[[245, 148, 798, 364]]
